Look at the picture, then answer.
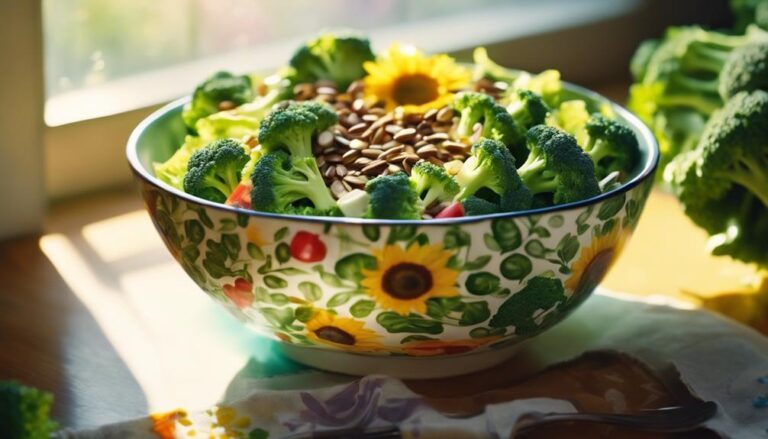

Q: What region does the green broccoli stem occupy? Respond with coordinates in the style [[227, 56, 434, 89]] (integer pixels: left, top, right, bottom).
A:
[[672, 75, 719, 94], [293, 160, 336, 210], [203, 168, 239, 198], [283, 131, 314, 158], [658, 94, 720, 115], [727, 153, 768, 207], [518, 157, 556, 194], [585, 139, 611, 165], [457, 109, 478, 138]]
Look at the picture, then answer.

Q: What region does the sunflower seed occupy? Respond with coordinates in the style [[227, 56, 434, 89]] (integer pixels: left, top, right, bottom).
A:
[[362, 114, 394, 138], [354, 157, 372, 166], [404, 153, 420, 164], [346, 80, 364, 95], [368, 107, 386, 116], [361, 149, 382, 159], [361, 159, 388, 174], [368, 144, 385, 150], [362, 114, 379, 122], [349, 139, 368, 150], [402, 158, 412, 174], [382, 140, 400, 150], [416, 144, 439, 158], [386, 153, 407, 164], [424, 108, 438, 121], [388, 164, 401, 174], [436, 106, 454, 122], [316, 86, 337, 95], [342, 149, 360, 164], [425, 132, 450, 143], [316, 156, 326, 168], [414, 140, 429, 148], [348, 122, 368, 134], [317, 130, 335, 147], [427, 156, 445, 166], [378, 145, 405, 160], [322, 146, 339, 155], [393, 128, 417, 143], [324, 166, 336, 178], [331, 180, 347, 198], [335, 136, 351, 147], [336, 164, 348, 177], [343, 175, 367, 187], [325, 154, 343, 163], [403, 113, 423, 125], [341, 179, 352, 191], [371, 127, 387, 144], [385, 124, 403, 135], [416, 121, 433, 135]]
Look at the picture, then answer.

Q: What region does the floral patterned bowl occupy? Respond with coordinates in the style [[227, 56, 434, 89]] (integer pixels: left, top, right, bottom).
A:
[[127, 84, 658, 378]]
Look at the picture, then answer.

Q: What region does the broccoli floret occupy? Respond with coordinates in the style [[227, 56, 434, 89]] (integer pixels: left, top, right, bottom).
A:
[[410, 162, 459, 207], [364, 172, 422, 220], [518, 126, 601, 204], [454, 138, 532, 212], [508, 90, 550, 129], [289, 31, 375, 89], [453, 92, 527, 160], [0, 381, 57, 439], [583, 114, 640, 178], [669, 90, 768, 267], [630, 39, 662, 81], [719, 43, 768, 99], [258, 101, 338, 159], [461, 196, 501, 216], [182, 71, 254, 132], [183, 138, 249, 203], [251, 151, 337, 215], [732, 0, 768, 31]]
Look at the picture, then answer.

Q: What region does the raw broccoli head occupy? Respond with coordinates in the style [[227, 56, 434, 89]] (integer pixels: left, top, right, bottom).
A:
[[289, 31, 375, 89], [0, 381, 57, 439], [183, 138, 249, 203], [508, 90, 550, 129], [518, 125, 601, 205], [410, 161, 459, 208], [258, 101, 338, 158], [511, 70, 563, 108], [364, 172, 422, 220], [669, 90, 768, 267], [453, 92, 527, 160], [719, 43, 768, 99], [454, 138, 532, 212], [461, 195, 501, 216], [583, 114, 640, 179], [250, 150, 337, 215], [182, 71, 254, 132]]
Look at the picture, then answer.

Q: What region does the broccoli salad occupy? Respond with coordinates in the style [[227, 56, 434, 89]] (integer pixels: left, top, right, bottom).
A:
[[155, 31, 640, 219]]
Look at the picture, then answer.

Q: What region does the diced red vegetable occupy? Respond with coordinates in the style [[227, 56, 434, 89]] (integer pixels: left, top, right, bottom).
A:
[[226, 182, 252, 209], [435, 202, 464, 218]]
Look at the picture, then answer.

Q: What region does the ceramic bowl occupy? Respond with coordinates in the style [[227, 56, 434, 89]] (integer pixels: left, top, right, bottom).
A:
[[127, 84, 658, 378]]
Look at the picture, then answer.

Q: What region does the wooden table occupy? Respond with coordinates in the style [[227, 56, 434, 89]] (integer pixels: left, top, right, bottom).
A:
[[0, 186, 763, 429]]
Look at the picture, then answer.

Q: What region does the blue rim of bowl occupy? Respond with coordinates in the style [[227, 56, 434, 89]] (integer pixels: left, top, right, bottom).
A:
[[127, 82, 659, 226]]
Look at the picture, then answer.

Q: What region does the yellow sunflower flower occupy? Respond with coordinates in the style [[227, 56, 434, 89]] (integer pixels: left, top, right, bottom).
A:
[[565, 226, 628, 296], [361, 243, 459, 315], [363, 43, 470, 113], [305, 310, 384, 352]]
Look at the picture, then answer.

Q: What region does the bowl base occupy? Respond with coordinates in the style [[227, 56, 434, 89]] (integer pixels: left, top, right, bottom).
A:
[[279, 342, 525, 379]]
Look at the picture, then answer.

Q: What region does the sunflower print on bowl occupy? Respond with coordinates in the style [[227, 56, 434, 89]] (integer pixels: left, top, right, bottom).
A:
[[361, 243, 459, 315], [305, 309, 384, 352], [141, 176, 652, 357]]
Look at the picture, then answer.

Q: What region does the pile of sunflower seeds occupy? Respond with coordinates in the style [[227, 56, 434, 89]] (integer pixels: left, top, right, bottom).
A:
[[294, 80, 481, 199]]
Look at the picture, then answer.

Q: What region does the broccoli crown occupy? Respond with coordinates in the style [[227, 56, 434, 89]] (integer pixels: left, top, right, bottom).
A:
[[547, 100, 591, 146], [289, 31, 375, 89], [719, 43, 768, 99], [0, 381, 57, 439], [454, 138, 532, 212], [251, 150, 337, 215], [182, 71, 254, 132], [453, 92, 528, 160], [583, 114, 640, 178], [410, 161, 459, 207], [670, 90, 768, 267], [364, 172, 422, 220], [461, 195, 501, 216], [258, 101, 338, 158], [183, 138, 249, 203], [518, 126, 601, 205], [511, 70, 563, 108], [508, 90, 550, 129]]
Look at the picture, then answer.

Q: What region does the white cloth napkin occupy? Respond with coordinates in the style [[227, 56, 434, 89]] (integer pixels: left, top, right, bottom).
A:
[[63, 290, 768, 439]]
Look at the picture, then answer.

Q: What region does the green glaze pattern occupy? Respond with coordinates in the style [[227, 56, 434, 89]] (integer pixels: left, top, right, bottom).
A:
[[140, 177, 653, 357]]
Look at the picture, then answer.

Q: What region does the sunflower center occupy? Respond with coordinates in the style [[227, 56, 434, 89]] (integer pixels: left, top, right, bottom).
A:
[[577, 249, 615, 293], [315, 326, 356, 345], [381, 262, 433, 300], [392, 74, 440, 106]]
